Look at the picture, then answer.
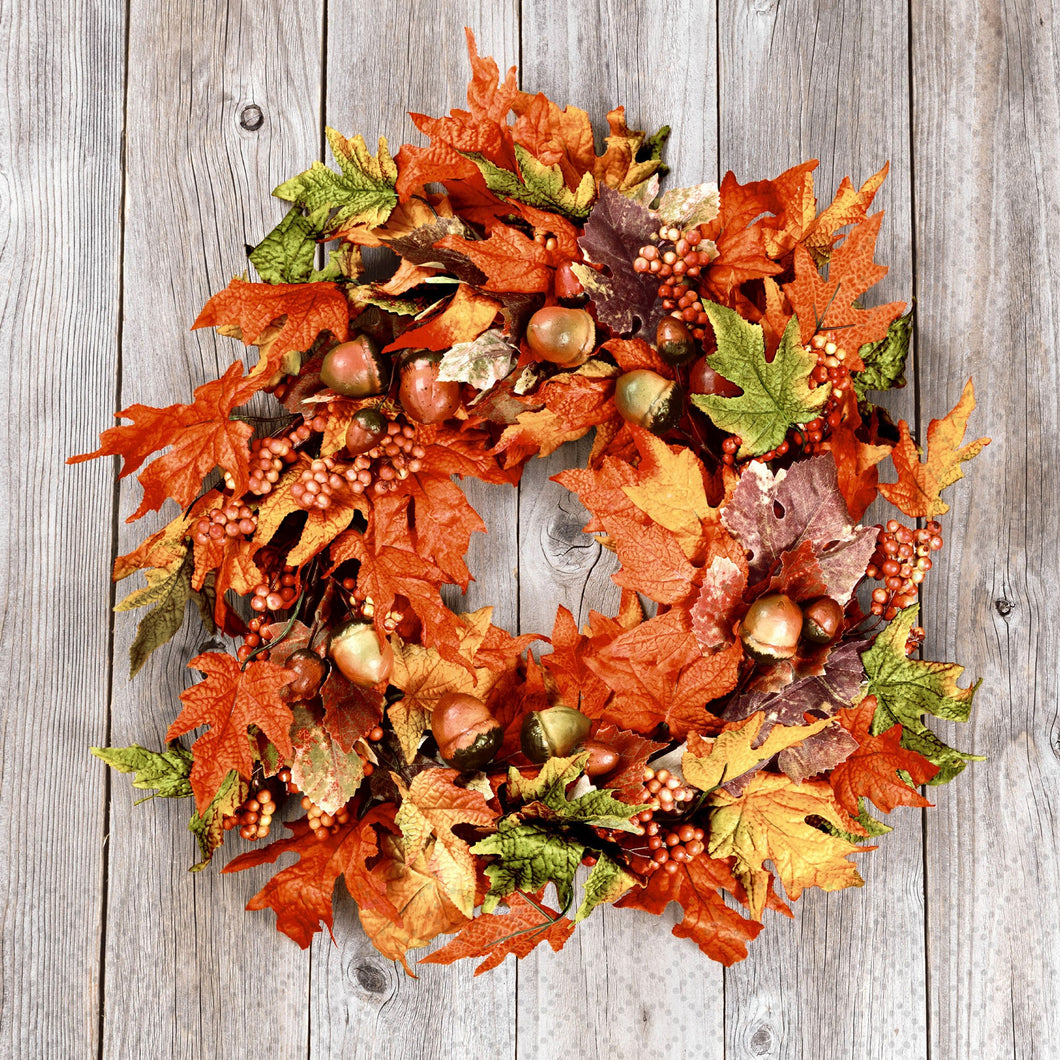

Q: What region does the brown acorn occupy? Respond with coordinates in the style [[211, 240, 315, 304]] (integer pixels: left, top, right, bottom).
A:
[[525, 306, 596, 367], [521, 705, 592, 763], [328, 621, 394, 686], [801, 596, 845, 644], [344, 407, 389, 456], [431, 692, 502, 771], [582, 739, 620, 778], [320, 336, 388, 398], [399, 351, 462, 424], [655, 316, 697, 366], [284, 648, 329, 700], [688, 354, 742, 398], [614, 370, 684, 435], [739, 593, 803, 662]]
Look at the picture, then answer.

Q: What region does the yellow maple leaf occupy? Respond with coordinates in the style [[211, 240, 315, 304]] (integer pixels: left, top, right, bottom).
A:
[[621, 430, 718, 560], [682, 713, 833, 794], [878, 379, 990, 517], [708, 772, 868, 919], [393, 769, 497, 917]]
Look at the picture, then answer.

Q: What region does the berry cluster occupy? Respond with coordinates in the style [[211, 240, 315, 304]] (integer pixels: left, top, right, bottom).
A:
[[865, 519, 943, 619], [633, 225, 715, 340], [191, 502, 257, 545], [643, 820, 707, 874], [243, 422, 316, 497], [302, 796, 352, 840], [223, 776, 286, 840], [237, 615, 274, 664], [249, 566, 299, 614]]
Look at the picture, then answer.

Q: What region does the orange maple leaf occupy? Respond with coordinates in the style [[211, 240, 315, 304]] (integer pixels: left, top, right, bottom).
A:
[[616, 852, 763, 965], [420, 889, 575, 975], [70, 362, 260, 519], [383, 282, 501, 352], [878, 378, 989, 517], [192, 277, 350, 360], [830, 696, 938, 815], [166, 651, 295, 813], [783, 213, 905, 356], [436, 224, 554, 293]]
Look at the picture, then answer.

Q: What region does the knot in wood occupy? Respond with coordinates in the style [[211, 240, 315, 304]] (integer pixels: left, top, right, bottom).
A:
[[750, 1024, 775, 1054], [239, 104, 264, 131], [353, 961, 388, 994], [994, 598, 1014, 617]]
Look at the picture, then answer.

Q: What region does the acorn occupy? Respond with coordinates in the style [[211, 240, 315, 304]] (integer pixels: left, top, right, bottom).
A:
[[554, 261, 587, 305], [582, 739, 620, 778], [398, 351, 461, 423], [738, 593, 803, 662], [431, 692, 502, 771], [525, 306, 596, 367], [655, 316, 697, 366], [614, 370, 684, 435], [283, 648, 329, 700], [520, 705, 592, 763], [344, 407, 389, 456], [801, 596, 845, 644], [320, 336, 388, 398], [688, 354, 741, 398], [328, 621, 394, 686]]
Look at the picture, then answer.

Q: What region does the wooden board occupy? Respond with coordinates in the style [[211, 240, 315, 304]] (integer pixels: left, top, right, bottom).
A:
[[0, 2, 124, 1057], [3, 0, 1056, 1056], [912, 2, 1060, 1057]]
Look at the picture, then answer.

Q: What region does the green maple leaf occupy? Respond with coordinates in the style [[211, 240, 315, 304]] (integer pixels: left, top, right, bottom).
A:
[[471, 818, 585, 912], [854, 310, 913, 398], [274, 129, 398, 233], [506, 754, 646, 831], [862, 605, 984, 783], [90, 743, 193, 801], [115, 551, 193, 677], [692, 305, 830, 458], [576, 853, 636, 921], [249, 206, 321, 284], [188, 770, 247, 871], [463, 144, 596, 221]]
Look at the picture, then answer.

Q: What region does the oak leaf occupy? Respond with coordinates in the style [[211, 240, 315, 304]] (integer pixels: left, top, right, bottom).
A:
[[165, 651, 295, 813], [878, 379, 989, 518]]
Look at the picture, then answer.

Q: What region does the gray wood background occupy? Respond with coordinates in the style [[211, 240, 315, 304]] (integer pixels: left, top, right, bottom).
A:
[[2, 0, 1057, 1056]]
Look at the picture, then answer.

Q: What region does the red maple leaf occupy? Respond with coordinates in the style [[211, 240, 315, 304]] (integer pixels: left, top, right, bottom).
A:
[[616, 853, 763, 966], [192, 277, 350, 358], [436, 224, 554, 293], [783, 213, 905, 354], [166, 651, 295, 812], [542, 606, 614, 719], [319, 667, 385, 753], [419, 889, 575, 975], [830, 696, 939, 815]]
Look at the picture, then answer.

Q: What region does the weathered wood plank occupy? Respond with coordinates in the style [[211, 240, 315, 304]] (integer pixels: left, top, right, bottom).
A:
[[101, 3, 323, 1057], [0, 2, 124, 1057], [307, 7, 522, 1057], [912, 3, 1060, 1058], [717, 3, 927, 1058], [515, 5, 725, 1058]]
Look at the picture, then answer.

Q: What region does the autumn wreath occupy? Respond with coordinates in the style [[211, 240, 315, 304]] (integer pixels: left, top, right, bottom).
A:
[[75, 32, 988, 973]]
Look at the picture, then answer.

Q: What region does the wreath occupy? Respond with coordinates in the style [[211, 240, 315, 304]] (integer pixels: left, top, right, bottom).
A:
[[74, 32, 988, 974]]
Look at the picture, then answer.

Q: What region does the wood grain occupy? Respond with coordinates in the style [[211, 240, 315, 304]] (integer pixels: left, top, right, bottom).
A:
[[307, 6, 522, 1056], [515, 5, 725, 1058], [0, 2, 124, 1057], [101, 3, 323, 1057], [912, 2, 1060, 1057], [717, 2, 928, 1058]]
